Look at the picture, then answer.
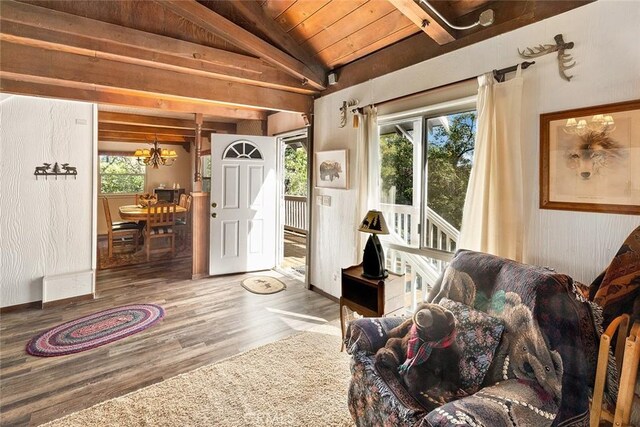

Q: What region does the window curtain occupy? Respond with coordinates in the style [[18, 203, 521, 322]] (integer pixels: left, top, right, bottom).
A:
[[354, 106, 378, 259], [459, 66, 524, 261]]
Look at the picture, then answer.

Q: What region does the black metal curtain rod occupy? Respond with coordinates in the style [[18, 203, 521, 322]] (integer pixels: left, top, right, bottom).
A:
[[353, 61, 536, 113], [493, 60, 535, 82]]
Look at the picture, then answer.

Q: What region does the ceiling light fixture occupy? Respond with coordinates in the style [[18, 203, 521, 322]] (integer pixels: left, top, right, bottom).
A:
[[134, 136, 178, 169], [418, 0, 494, 31]]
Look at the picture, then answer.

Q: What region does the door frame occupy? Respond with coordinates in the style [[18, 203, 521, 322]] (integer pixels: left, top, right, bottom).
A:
[[276, 127, 312, 289]]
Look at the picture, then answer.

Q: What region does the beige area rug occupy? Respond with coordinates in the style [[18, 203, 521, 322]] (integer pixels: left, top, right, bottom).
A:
[[242, 276, 287, 295], [44, 325, 354, 427]]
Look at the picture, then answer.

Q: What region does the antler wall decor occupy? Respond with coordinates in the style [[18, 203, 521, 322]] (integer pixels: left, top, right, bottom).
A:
[[339, 99, 359, 128], [518, 34, 575, 82]]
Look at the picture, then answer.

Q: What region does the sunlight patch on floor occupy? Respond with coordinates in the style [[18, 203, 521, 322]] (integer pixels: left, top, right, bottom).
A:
[[266, 307, 331, 331]]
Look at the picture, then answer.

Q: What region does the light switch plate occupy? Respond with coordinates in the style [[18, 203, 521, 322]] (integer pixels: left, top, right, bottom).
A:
[[322, 195, 331, 206], [316, 195, 323, 206]]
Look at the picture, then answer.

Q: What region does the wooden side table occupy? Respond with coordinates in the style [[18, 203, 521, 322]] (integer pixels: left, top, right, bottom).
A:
[[340, 264, 404, 350]]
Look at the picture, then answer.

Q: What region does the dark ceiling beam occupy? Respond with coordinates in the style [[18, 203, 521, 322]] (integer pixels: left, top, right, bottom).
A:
[[98, 132, 192, 144], [98, 112, 237, 133], [217, 0, 327, 79], [0, 41, 313, 114], [0, 1, 315, 95], [159, 0, 326, 91], [0, 76, 267, 121], [323, 0, 592, 95], [99, 123, 197, 137], [387, 0, 455, 45]]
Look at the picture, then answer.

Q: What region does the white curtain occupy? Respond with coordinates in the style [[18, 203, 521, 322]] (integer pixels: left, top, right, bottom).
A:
[[354, 106, 378, 258], [459, 66, 525, 261]]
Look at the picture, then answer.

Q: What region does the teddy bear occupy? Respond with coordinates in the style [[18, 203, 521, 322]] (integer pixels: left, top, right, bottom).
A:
[[375, 303, 462, 405]]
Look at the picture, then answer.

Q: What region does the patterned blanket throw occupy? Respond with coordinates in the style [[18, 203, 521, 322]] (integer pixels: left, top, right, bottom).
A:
[[589, 225, 640, 329], [346, 250, 602, 427], [425, 251, 600, 427]]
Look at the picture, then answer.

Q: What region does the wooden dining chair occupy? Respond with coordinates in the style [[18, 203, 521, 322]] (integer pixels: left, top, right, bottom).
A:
[[590, 314, 640, 427], [145, 203, 176, 261], [175, 195, 192, 245], [102, 198, 141, 257], [176, 194, 192, 226]]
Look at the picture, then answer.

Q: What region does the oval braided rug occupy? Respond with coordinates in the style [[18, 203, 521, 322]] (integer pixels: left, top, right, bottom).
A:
[[27, 304, 165, 357]]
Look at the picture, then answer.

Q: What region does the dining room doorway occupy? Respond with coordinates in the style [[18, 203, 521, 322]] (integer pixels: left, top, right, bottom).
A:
[[95, 106, 195, 282]]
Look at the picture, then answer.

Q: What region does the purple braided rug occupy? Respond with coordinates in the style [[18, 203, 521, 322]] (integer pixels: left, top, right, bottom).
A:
[[26, 304, 165, 357]]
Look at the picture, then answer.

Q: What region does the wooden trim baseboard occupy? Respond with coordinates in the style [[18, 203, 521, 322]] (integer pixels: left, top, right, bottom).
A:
[[41, 294, 95, 310], [0, 301, 41, 314], [310, 284, 339, 303]]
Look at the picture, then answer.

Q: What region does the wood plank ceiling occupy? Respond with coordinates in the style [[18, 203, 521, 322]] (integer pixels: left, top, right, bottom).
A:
[[0, 0, 591, 129]]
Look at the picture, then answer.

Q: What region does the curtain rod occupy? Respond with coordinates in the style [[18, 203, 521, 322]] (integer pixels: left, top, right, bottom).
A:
[[354, 61, 535, 113]]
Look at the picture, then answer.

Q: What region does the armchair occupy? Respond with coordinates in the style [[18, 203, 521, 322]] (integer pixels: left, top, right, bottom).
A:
[[345, 250, 604, 426]]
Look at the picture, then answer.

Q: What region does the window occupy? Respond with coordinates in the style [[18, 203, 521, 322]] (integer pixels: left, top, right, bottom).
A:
[[223, 141, 263, 159], [99, 155, 145, 194], [378, 118, 422, 247], [378, 109, 477, 253], [376, 102, 477, 309], [424, 112, 476, 251], [201, 155, 211, 193]]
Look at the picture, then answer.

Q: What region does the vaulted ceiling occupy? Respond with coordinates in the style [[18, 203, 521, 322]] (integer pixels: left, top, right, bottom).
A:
[[0, 0, 590, 127]]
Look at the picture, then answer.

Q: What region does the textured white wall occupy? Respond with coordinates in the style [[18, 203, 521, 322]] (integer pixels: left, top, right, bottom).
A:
[[312, 1, 640, 298], [0, 95, 95, 307]]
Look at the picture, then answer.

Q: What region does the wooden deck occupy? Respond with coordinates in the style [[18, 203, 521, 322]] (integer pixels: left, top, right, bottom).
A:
[[0, 257, 337, 426], [281, 230, 306, 274]]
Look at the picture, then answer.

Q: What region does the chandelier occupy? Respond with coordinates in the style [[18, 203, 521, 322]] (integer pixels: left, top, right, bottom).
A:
[[133, 137, 177, 168], [563, 114, 616, 136]]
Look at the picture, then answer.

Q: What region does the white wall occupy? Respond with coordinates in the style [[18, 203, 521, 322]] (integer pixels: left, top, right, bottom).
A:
[[1, 95, 95, 307], [311, 1, 640, 298]]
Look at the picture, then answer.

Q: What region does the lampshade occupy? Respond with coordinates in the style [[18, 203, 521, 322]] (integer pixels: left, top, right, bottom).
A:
[[358, 210, 389, 279], [358, 210, 389, 235], [133, 138, 177, 168]]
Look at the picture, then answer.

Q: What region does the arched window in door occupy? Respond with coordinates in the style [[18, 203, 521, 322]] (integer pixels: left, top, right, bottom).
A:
[[222, 141, 263, 160]]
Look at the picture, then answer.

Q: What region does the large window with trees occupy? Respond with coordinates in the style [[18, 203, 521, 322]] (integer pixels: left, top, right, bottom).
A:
[[378, 108, 477, 254], [99, 155, 145, 194]]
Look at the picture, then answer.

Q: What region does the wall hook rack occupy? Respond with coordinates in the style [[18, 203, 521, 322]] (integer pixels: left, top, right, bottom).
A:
[[34, 162, 78, 180]]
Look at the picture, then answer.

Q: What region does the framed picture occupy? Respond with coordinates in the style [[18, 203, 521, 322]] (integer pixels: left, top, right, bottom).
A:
[[540, 99, 640, 215], [315, 149, 349, 189]]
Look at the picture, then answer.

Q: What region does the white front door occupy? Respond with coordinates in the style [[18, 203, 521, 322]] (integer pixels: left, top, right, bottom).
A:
[[209, 134, 278, 275], [209, 134, 277, 275]]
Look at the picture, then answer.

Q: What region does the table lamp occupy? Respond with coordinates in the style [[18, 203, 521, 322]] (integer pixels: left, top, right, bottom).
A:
[[358, 210, 390, 279]]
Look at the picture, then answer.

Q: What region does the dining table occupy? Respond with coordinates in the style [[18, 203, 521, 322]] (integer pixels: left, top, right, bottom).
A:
[[118, 204, 187, 222]]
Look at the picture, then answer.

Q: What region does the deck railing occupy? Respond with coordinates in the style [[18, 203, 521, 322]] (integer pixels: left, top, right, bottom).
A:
[[379, 203, 459, 311], [284, 195, 307, 234]]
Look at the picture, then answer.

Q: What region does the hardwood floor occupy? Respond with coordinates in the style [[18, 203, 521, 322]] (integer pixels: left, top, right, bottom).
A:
[[0, 258, 338, 426]]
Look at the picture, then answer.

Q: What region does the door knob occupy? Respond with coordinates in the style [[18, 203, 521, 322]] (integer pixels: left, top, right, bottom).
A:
[[211, 213, 217, 218], [211, 202, 217, 208]]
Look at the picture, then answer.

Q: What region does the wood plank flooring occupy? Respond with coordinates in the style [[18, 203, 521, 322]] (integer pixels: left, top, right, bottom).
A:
[[0, 258, 338, 426]]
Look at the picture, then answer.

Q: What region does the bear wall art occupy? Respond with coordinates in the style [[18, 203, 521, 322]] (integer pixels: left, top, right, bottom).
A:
[[316, 149, 349, 189]]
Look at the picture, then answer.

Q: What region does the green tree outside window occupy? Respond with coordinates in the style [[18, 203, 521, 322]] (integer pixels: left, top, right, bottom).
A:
[[284, 146, 307, 196], [379, 111, 476, 231], [99, 155, 145, 194]]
